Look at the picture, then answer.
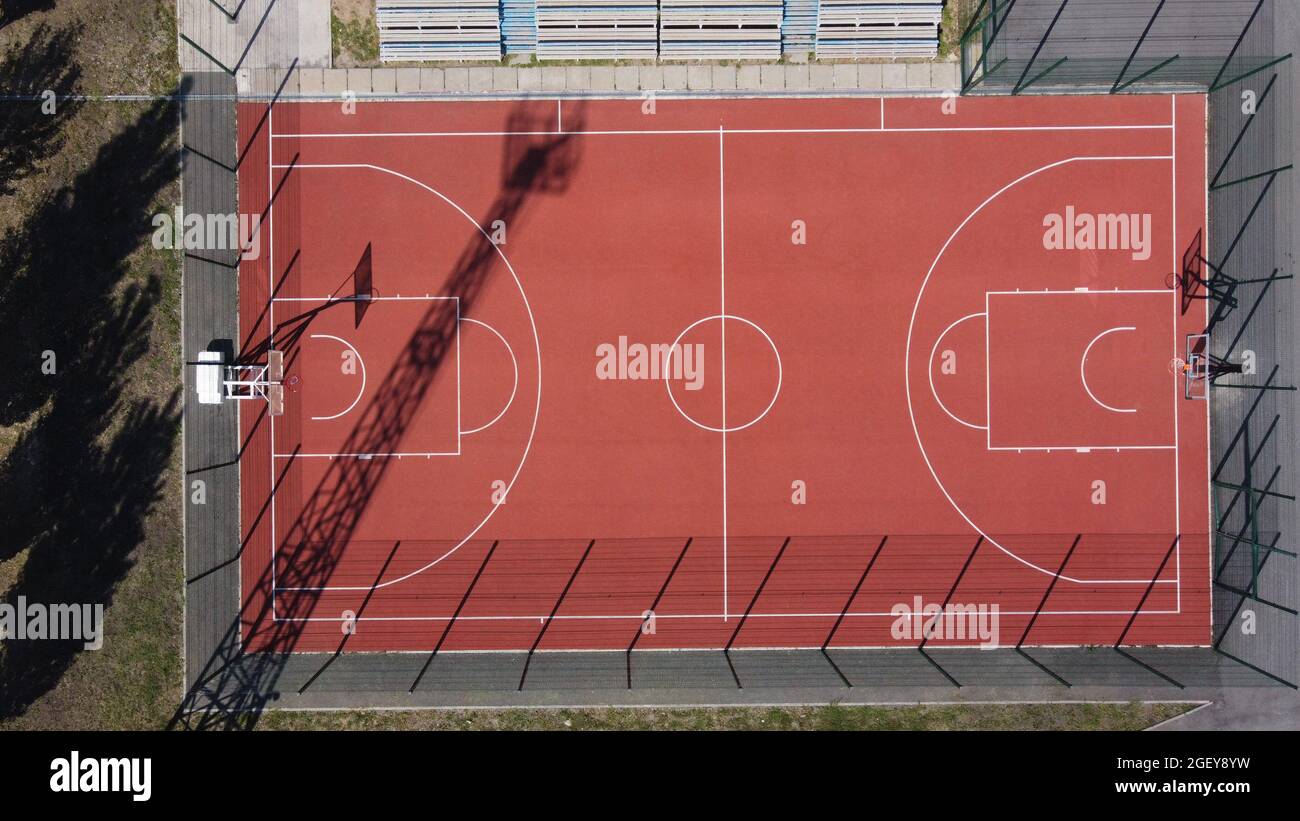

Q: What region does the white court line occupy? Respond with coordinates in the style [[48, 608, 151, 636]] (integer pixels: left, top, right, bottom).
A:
[[456, 298, 461, 444], [270, 124, 1175, 139], [263, 115, 1193, 626], [307, 334, 367, 421], [268, 104, 277, 619], [986, 288, 1172, 295], [275, 451, 460, 458], [906, 154, 1182, 585], [272, 295, 456, 302], [1171, 94, 1182, 608], [1080, 326, 1139, 414], [719, 125, 728, 621], [1202, 94, 1211, 622], [458, 316, 519, 435], [270, 608, 1181, 623], [987, 445, 1177, 452], [927, 311, 987, 430]]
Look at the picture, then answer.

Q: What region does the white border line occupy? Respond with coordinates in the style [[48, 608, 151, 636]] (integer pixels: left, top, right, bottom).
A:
[[275, 451, 461, 458], [272, 607, 1182, 623], [1202, 93, 1212, 635], [271, 124, 1175, 139], [985, 288, 1172, 295], [268, 104, 277, 619], [986, 445, 1178, 452], [256, 104, 1206, 637], [719, 125, 728, 621], [1171, 94, 1184, 607], [273, 295, 457, 303], [271, 700, 1212, 713]]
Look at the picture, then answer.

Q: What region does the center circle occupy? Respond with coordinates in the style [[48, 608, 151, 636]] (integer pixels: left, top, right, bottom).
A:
[[664, 314, 782, 433]]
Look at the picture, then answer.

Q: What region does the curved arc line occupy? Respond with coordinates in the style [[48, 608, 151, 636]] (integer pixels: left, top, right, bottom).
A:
[[307, 333, 367, 421], [926, 311, 989, 431], [663, 314, 784, 434], [458, 316, 520, 435], [1080, 326, 1138, 414]]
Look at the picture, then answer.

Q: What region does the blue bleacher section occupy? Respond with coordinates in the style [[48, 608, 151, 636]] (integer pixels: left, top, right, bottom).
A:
[[781, 0, 819, 54], [502, 0, 539, 54]]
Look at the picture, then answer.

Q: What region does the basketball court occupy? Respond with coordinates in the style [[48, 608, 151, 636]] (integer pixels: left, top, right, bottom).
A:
[[227, 93, 1211, 654]]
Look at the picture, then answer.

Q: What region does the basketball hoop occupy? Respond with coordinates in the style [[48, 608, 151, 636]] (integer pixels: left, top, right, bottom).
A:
[[1172, 230, 1206, 315], [1169, 357, 1187, 375], [193, 348, 288, 416], [1183, 333, 1211, 400]]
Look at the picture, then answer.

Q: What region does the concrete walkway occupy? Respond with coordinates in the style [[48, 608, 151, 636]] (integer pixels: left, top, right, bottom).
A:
[[242, 60, 962, 97], [1151, 688, 1300, 731], [179, 0, 331, 72]]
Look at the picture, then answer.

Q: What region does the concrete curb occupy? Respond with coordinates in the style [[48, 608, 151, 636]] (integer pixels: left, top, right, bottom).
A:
[[250, 60, 963, 99]]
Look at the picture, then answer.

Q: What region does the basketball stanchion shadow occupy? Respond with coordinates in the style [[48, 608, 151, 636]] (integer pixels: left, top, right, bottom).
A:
[[172, 101, 589, 728]]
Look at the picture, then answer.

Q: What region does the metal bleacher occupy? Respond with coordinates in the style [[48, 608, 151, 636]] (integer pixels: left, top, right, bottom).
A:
[[781, 0, 820, 54], [502, 0, 540, 54], [536, 0, 659, 60], [377, 0, 504, 61], [815, 0, 942, 58], [373, 0, 942, 63], [659, 0, 783, 60]]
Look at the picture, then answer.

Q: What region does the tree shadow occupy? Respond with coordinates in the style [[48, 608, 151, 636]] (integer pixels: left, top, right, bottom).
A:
[[0, 21, 82, 195], [0, 0, 57, 32], [0, 83, 188, 718]]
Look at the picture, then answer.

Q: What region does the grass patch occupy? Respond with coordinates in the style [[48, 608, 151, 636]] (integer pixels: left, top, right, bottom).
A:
[[257, 702, 1196, 731], [0, 1, 182, 730], [940, 0, 982, 59], [332, 5, 380, 66]]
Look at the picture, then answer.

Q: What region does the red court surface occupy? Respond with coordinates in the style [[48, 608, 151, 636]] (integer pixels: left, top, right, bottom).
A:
[[236, 94, 1211, 653]]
